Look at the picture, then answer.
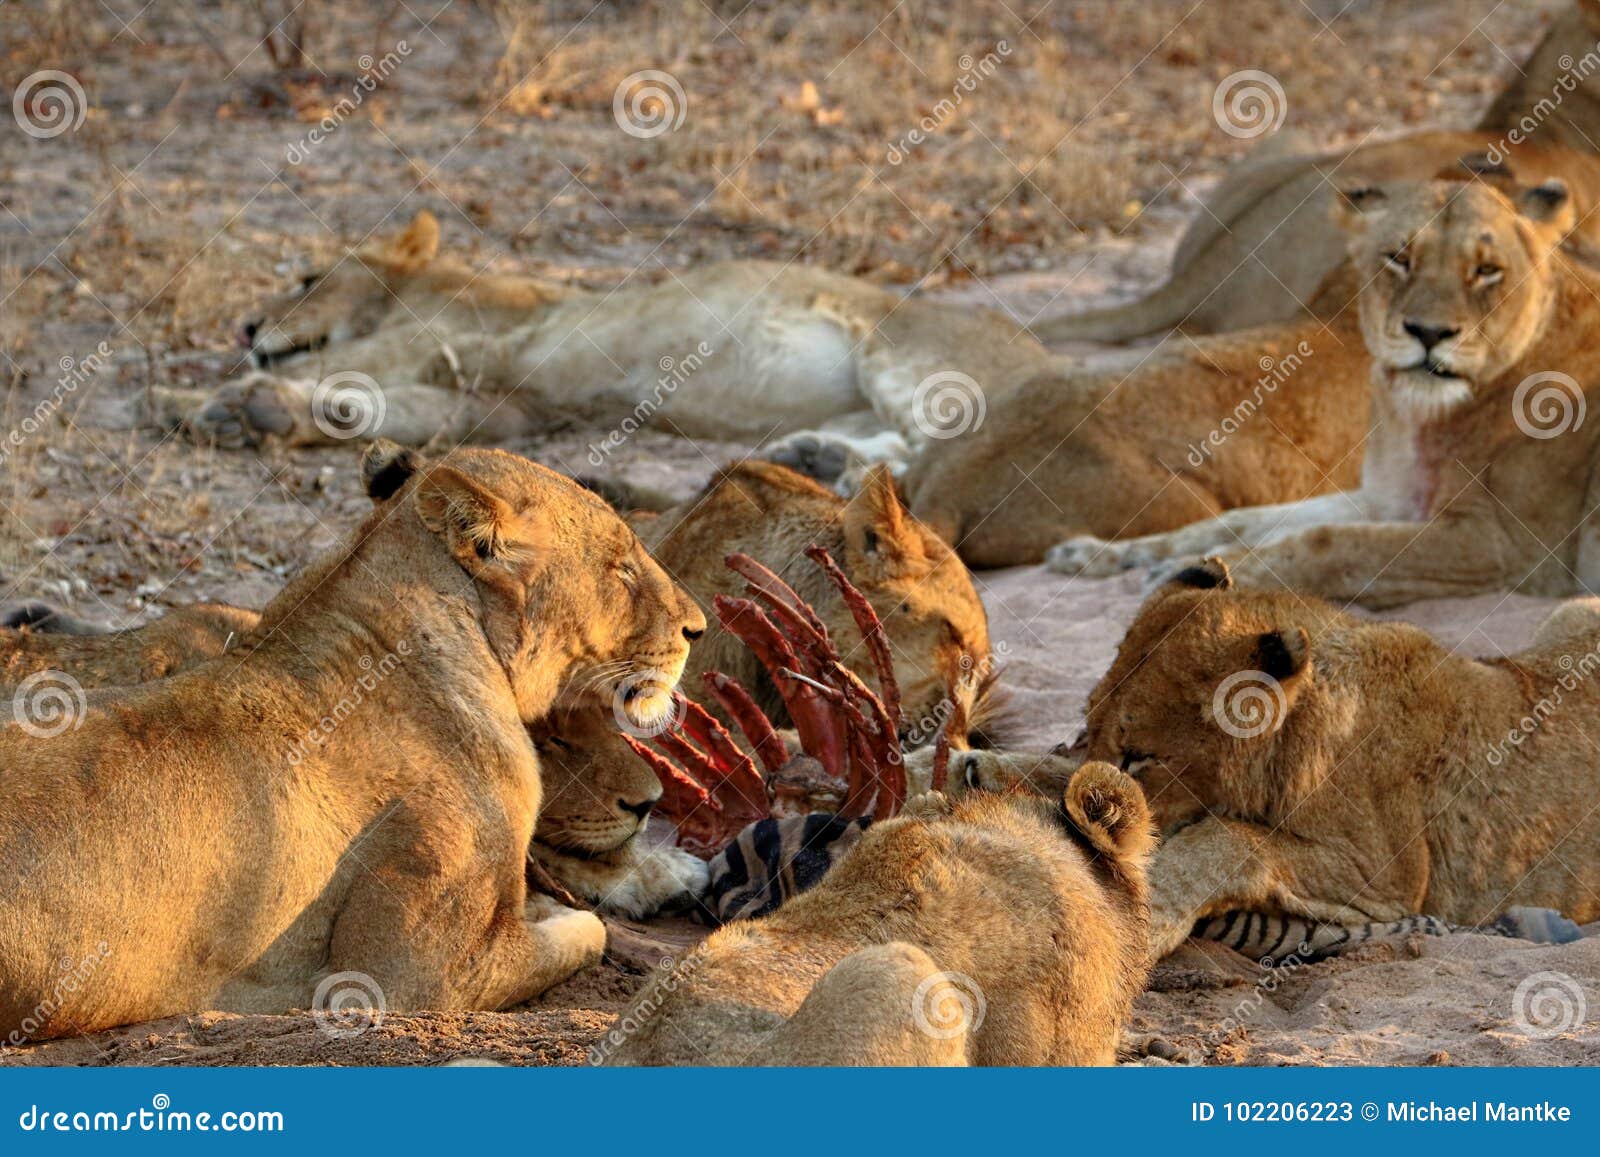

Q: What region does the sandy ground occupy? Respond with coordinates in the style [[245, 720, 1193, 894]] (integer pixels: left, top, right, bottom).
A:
[[3, 1, 1598, 1067]]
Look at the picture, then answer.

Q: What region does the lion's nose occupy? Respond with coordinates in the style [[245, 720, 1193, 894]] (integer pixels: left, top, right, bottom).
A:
[[240, 321, 259, 347], [1403, 321, 1459, 351], [683, 625, 704, 642], [619, 797, 655, 820]]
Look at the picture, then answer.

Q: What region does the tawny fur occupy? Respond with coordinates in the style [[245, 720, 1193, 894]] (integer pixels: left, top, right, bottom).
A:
[[1077, 565, 1600, 958], [1050, 178, 1600, 607], [0, 443, 705, 1038], [598, 763, 1154, 1066]]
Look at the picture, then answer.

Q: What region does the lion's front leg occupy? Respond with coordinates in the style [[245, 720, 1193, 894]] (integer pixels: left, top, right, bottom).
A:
[[1045, 490, 1371, 578], [1218, 516, 1515, 608], [1147, 818, 1397, 960]]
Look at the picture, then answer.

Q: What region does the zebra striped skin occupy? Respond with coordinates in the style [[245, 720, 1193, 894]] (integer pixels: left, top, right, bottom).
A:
[[707, 815, 1584, 960]]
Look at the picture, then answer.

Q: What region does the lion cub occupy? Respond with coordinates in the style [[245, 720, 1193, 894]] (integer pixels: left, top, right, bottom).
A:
[[596, 762, 1154, 1066], [1074, 558, 1600, 958]]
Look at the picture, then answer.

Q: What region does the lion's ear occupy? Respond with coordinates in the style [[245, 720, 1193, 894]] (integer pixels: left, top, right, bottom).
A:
[[415, 466, 516, 565], [1168, 556, 1233, 591], [1062, 761, 1156, 865], [1257, 627, 1312, 683], [1334, 184, 1386, 230], [384, 210, 440, 271], [843, 465, 923, 572], [361, 439, 426, 502], [1518, 179, 1574, 232]]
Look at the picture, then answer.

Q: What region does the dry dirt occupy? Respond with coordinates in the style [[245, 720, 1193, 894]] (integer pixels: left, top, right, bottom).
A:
[[2, 0, 1596, 1067]]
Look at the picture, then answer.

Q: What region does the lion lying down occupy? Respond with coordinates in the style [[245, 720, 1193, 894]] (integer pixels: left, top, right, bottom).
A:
[[1050, 177, 1600, 607], [0, 442, 707, 1039], [596, 763, 1154, 1066], [964, 560, 1600, 961], [2, 460, 991, 920]]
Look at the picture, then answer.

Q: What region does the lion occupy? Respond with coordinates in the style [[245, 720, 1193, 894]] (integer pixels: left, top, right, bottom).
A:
[[1052, 558, 1600, 960], [1048, 177, 1600, 608], [1037, 4, 1600, 345], [0, 441, 707, 1040], [161, 210, 1049, 464], [0, 604, 707, 921], [624, 460, 993, 741], [595, 762, 1154, 1066], [900, 313, 1371, 568]]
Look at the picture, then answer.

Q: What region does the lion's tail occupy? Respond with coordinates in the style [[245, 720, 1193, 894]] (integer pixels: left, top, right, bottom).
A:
[[0, 602, 109, 635]]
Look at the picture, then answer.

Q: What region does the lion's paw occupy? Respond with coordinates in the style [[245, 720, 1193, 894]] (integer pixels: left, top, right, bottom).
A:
[[594, 845, 710, 921], [762, 431, 856, 484], [1044, 534, 1128, 578], [184, 373, 313, 449]]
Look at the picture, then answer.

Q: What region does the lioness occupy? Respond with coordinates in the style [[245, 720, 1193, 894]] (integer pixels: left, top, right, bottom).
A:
[[596, 762, 1154, 1066], [1038, 0, 1600, 343], [0, 605, 706, 921], [165, 211, 1049, 460], [628, 461, 992, 739], [901, 314, 1371, 567], [1049, 178, 1600, 608], [1060, 559, 1600, 959], [0, 442, 706, 1039]]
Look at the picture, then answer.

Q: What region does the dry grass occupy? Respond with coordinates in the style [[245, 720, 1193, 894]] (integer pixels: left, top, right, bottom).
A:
[[0, 0, 1567, 619]]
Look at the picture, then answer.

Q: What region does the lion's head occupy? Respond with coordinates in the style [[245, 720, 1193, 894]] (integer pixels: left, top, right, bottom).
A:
[[1338, 178, 1573, 417], [242, 212, 444, 367], [1075, 558, 1346, 836], [361, 440, 706, 728], [532, 707, 664, 856]]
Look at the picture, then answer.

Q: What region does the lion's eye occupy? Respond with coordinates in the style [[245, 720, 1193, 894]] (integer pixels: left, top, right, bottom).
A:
[[1474, 263, 1503, 285], [617, 562, 639, 591], [1120, 749, 1153, 772], [298, 273, 323, 292], [1383, 251, 1411, 276]]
